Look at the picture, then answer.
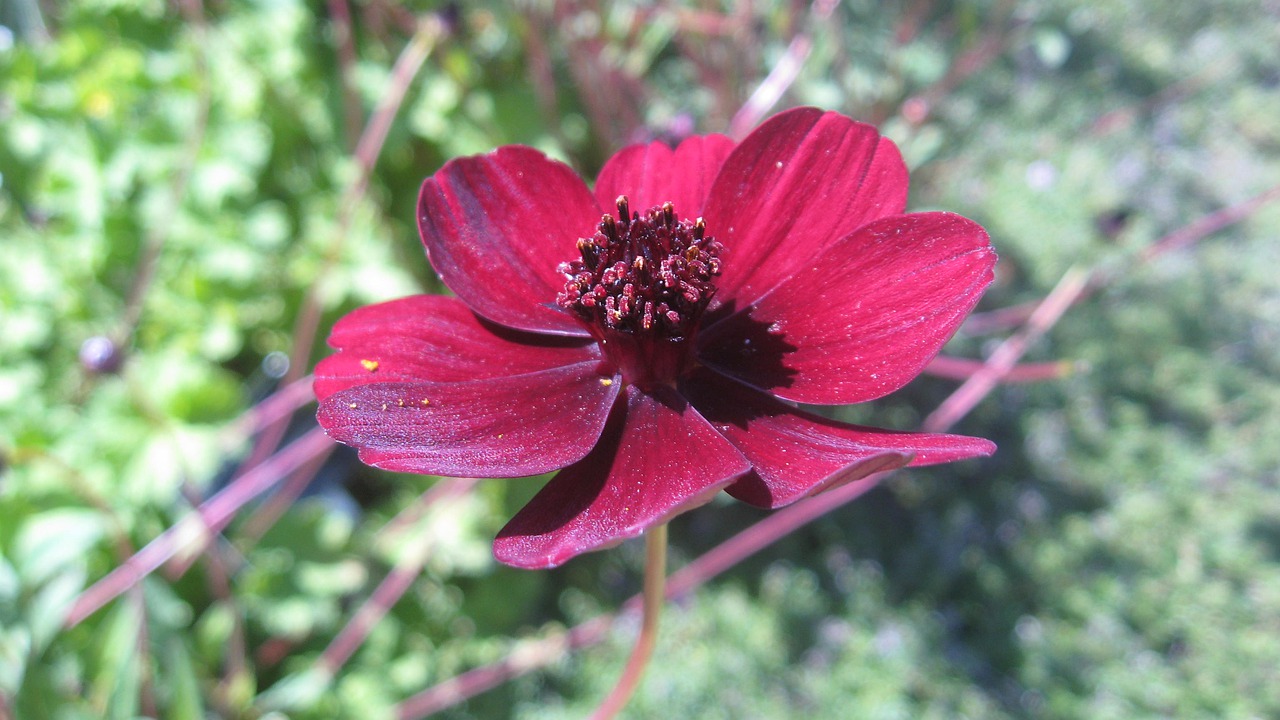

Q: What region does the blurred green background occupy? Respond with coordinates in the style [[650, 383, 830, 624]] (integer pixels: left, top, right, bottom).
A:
[[3, 1, 1279, 718]]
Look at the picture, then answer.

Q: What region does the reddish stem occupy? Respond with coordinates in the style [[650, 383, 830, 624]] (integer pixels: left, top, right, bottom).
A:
[[246, 16, 444, 504], [586, 524, 668, 720]]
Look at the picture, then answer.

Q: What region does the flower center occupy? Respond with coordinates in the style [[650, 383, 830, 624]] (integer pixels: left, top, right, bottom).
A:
[[557, 196, 723, 388]]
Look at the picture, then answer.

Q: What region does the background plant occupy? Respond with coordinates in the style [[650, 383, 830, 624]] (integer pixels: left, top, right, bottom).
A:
[[2, 0, 1279, 718]]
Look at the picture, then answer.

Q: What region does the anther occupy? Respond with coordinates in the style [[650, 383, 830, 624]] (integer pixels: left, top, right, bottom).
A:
[[556, 200, 723, 343]]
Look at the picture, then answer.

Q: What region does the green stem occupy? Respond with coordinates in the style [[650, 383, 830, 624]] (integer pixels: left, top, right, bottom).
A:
[[588, 524, 669, 720]]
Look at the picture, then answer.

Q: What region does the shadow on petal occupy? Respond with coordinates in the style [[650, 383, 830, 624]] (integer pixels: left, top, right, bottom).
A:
[[696, 298, 800, 396], [493, 385, 750, 568], [682, 367, 992, 508]]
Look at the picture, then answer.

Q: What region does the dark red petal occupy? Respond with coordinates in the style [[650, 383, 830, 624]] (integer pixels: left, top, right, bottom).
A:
[[418, 146, 600, 336], [682, 368, 995, 508], [593, 134, 736, 218], [316, 361, 621, 478], [493, 385, 750, 569], [314, 295, 599, 402], [704, 107, 909, 312], [698, 212, 996, 404]]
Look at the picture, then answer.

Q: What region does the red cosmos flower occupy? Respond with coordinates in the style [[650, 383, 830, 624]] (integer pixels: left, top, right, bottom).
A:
[[314, 108, 997, 569]]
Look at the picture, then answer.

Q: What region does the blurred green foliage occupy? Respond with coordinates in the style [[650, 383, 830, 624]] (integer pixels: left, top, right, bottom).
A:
[[3, 0, 1280, 718]]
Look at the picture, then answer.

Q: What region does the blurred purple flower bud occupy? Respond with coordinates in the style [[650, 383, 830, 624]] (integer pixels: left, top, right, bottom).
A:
[[80, 336, 123, 374]]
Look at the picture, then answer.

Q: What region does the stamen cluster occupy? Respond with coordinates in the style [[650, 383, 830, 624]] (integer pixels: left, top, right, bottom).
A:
[[557, 197, 723, 340]]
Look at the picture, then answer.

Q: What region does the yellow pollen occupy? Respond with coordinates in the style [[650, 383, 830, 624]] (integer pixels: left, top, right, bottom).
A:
[[397, 399, 405, 407], [348, 402, 357, 409], [360, 359, 380, 372], [600, 378, 614, 387], [420, 398, 431, 406]]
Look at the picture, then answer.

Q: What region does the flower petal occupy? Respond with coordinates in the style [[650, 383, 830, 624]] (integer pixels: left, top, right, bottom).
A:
[[418, 146, 600, 336], [682, 368, 995, 508], [313, 295, 598, 402], [698, 212, 996, 404], [704, 107, 909, 312], [593, 134, 736, 219], [493, 385, 750, 569], [317, 361, 621, 478]]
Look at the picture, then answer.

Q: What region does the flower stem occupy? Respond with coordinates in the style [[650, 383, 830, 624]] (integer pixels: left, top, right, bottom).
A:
[[588, 523, 668, 720]]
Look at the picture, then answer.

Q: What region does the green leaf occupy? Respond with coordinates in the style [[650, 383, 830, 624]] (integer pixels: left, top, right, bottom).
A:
[[13, 509, 105, 586], [162, 638, 204, 720]]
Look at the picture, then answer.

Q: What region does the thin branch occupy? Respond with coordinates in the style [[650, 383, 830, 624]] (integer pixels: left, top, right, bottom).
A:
[[668, 6, 742, 36], [520, 8, 569, 150], [328, 0, 364, 150], [234, 439, 337, 543], [64, 428, 334, 627], [395, 615, 615, 720], [165, 459, 253, 698], [924, 356, 1076, 384], [133, 585, 159, 718], [927, 184, 1280, 431], [284, 13, 445, 388], [371, 478, 480, 546], [965, 181, 1280, 336], [876, 0, 1018, 126], [1136, 183, 1280, 264], [960, 301, 1039, 336], [217, 16, 445, 579], [893, 0, 938, 46], [1089, 53, 1238, 137], [549, 0, 649, 150], [586, 524, 667, 720], [225, 375, 316, 443], [197, 533, 252, 708], [923, 267, 1091, 433], [729, 0, 840, 139], [315, 478, 478, 677]]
